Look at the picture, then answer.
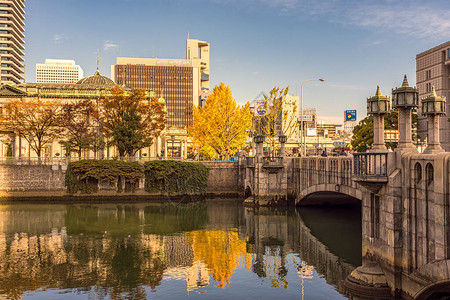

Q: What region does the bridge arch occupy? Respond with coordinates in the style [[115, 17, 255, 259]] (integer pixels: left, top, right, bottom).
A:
[[414, 280, 450, 300], [296, 184, 362, 206]]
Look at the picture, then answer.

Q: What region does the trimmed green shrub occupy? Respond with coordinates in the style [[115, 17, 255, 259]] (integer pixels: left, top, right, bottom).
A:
[[144, 160, 209, 195], [65, 160, 144, 194]]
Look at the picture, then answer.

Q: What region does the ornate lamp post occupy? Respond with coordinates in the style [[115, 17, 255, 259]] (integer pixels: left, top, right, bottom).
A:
[[392, 75, 419, 150], [421, 86, 446, 153], [367, 86, 390, 151]]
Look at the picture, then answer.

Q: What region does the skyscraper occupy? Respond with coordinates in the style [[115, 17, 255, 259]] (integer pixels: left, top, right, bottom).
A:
[[0, 0, 25, 85], [36, 59, 84, 84], [416, 41, 450, 151]]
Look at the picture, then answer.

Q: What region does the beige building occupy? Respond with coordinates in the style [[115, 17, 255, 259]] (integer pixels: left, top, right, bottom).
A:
[[36, 59, 84, 84], [0, 71, 165, 159], [0, 0, 25, 85], [416, 41, 450, 151]]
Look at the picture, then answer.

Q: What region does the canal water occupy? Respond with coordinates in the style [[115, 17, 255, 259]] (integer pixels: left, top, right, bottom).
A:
[[0, 199, 361, 299]]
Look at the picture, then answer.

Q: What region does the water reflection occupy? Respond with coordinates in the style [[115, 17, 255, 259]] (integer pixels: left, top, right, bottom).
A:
[[0, 201, 360, 299]]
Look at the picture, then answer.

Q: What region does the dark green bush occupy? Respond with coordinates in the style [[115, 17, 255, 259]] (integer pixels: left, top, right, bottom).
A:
[[65, 160, 144, 194], [144, 160, 209, 195]]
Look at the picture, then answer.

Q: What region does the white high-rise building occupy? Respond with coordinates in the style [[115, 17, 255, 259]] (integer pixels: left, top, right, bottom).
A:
[[36, 59, 84, 84], [0, 0, 25, 85]]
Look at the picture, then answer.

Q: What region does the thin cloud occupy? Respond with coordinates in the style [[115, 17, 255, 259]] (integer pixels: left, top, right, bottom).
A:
[[103, 40, 119, 51], [210, 0, 450, 39], [52, 34, 65, 43]]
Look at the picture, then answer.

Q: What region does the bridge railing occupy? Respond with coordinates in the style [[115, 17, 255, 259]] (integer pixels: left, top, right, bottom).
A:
[[291, 157, 354, 191], [353, 152, 388, 177]]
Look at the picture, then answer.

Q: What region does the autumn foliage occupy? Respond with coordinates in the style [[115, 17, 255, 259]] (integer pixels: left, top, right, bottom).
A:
[[0, 98, 63, 157], [101, 85, 166, 157], [188, 83, 252, 160]]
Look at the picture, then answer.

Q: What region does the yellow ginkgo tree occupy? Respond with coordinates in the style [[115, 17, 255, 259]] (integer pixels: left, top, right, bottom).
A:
[[188, 83, 252, 160], [255, 86, 297, 158]]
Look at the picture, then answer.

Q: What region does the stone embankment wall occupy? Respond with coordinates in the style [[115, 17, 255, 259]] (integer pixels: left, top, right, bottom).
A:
[[0, 165, 66, 192], [0, 162, 243, 195]]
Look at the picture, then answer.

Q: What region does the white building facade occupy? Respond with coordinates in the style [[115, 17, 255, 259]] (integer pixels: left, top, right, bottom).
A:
[[36, 59, 84, 84]]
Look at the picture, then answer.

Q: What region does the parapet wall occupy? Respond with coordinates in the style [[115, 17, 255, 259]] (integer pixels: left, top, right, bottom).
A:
[[0, 161, 243, 195], [200, 161, 243, 194], [0, 165, 66, 192]]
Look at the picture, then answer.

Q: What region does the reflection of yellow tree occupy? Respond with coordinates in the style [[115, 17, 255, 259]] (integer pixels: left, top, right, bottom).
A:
[[188, 230, 251, 288]]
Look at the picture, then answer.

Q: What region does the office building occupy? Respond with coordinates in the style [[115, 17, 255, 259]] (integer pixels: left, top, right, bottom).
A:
[[111, 38, 210, 158], [186, 38, 210, 91], [0, 0, 25, 85], [416, 41, 450, 151], [36, 59, 84, 84]]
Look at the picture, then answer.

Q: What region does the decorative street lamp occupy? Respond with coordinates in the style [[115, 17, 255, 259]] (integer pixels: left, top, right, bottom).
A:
[[392, 75, 419, 150], [421, 86, 446, 153], [254, 135, 264, 157], [367, 86, 390, 151], [300, 78, 324, 157]]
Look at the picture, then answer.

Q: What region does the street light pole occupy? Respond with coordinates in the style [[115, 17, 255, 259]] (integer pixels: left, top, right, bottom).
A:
[[300, 78, 324, 156]]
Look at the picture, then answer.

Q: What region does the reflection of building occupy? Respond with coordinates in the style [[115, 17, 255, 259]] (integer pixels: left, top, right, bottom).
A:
[[0, 71, 164, 158], [36, 59, 84, 84], [111, 38, 210, 158], [0, 0, 25, 85], [416, 41, 450, 151]]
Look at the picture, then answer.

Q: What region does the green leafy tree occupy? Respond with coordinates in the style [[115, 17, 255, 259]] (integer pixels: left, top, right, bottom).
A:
[[255, 86, 297, 157], [351, 110, 418, 152]]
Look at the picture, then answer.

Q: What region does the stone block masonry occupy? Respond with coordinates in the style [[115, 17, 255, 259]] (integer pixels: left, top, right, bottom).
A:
[[0, 165, 66, 192], [0, 161, 243, 195]]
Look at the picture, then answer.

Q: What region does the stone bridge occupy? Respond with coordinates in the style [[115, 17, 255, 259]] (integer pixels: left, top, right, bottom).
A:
[[243, 150, 450, 299], [244, 78, 450, 299]]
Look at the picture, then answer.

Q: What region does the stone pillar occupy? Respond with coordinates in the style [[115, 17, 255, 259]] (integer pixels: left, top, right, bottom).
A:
[[425, 115, 442, 152], [280, 142, 286, 157], [397, 107, 414, 149], [372, 114, 387, 152], [254, 136, 264, 158]]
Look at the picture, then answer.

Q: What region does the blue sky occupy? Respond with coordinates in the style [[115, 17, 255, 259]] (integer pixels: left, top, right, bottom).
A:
[[25, 0, 450, 123]]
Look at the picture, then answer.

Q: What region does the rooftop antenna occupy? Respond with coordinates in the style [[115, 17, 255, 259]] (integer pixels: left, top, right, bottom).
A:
[[187, 32, 189, 39], [96, 49, 100, 72]]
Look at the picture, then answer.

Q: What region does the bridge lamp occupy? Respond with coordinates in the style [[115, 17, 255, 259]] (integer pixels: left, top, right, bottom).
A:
[[367, 86, 390, 152], [421, 86, 446, 153], [392, 75, 419, 150]]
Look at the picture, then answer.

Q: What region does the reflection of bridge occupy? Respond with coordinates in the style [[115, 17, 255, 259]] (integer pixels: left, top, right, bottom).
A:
[[242, 208, 357, 291]]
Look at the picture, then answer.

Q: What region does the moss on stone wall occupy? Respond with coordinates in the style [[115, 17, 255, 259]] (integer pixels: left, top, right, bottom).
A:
[[144, 161, 209, 195], [65, 160, 144, 194]]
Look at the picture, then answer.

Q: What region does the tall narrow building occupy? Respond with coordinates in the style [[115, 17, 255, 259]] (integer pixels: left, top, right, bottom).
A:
[[416, 41, 450, 151], [0, 0, 25, 85]]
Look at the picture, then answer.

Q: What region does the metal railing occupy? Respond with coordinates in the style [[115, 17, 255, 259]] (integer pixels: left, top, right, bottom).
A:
[[0, 156, 190, 165], [353, 153, 388, 177]]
